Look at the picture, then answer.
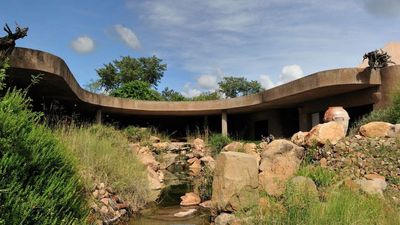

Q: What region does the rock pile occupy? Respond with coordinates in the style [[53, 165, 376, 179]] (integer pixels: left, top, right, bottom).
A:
[[90, 183, 130, 225]]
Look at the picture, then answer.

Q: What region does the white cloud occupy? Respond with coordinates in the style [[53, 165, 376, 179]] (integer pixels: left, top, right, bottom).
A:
[[197, 74, 219, 90], [71, 36, 95, 54], [279, 64, 304, 83], [114, 24, 141, 50], [181, 83, 202, 98], [259, 74, 275, 89]]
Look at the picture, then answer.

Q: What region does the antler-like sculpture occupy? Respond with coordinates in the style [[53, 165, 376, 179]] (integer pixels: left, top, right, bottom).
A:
[[363, 49, 395, 69], [0, 23, 29, 61]]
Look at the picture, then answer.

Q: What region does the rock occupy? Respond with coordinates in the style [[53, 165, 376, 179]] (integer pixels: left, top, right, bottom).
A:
[[129, 143, 141, 154], [160, 153, 178, 169], [214, 213, 236, 225], [258, 142, 269, 150], [320, 158, 328, 167], [92, 190, 99, 198], [147, 166, 163, 202], [152, 142, 169, 151], [200, 156, 216, 170], [174, 208, 197, 217], [289, 176, 319, 200], [259, 139, 304, 196], [150, 136, 161, 143], [359, 122, 396, 138], [199, 200, 213, 208], [99, 205, 109, 214], [180, 192, 201, 206], [212, 152, 259, 212], [365, 173, 385, 181], [305, 121, 345, 146], [193, 138, 205, 151], [222, 142, 244, 152], [100, 198, 109, 205], [137, 147, 160, 170], [98, 182, 106, 190], [343, 178, 361, 191], [291, 131, 309, 146], [258, 197, 270, 214], [243, 143, 257, 153], [189, 158, 201, 176], [355, 178, 387, 197]]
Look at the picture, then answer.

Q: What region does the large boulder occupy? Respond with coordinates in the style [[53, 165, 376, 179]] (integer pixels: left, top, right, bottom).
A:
[[305, 121, 345, 146], [355, 175, 387, 197], [359, 122, 396, 138], [160, 153, 178, 170], [259, 140, 304, 196], [136, 147, 159, 170], [212, 152, 259, 212], [222, 142, 244, 152], [180, 192, 201, 206], [243, 143, 261, 165], [146, 166, 163, 202], [214, 213, 236, 225], [192, 138, 205, 151], [289, 176, 319, 200], [291, 131, 308, 146]]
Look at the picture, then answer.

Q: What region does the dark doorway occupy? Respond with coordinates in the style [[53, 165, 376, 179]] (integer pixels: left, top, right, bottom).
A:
[[254, 120, 269, 139]]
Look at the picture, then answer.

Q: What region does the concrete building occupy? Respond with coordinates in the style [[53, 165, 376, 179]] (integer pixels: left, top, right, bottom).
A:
[[5, 47, 400, 139]]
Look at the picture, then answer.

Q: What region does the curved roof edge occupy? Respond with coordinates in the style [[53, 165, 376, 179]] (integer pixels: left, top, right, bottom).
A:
[[8, 47, 385, 115]]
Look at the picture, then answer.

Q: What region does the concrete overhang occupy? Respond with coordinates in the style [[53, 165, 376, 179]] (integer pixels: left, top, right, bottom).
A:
[[8, 48, 383, 116]]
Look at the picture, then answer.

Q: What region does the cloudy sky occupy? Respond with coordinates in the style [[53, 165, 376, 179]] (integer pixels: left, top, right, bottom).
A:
[[1, 0, 400, 97]]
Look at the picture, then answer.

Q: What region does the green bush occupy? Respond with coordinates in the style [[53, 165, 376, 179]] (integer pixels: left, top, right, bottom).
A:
[[208, 133, 231, 156], [296, 165, 336, 187], [123, 125, 152, 142], [110, 80, 162, 101], [0, 90, 86, 225]]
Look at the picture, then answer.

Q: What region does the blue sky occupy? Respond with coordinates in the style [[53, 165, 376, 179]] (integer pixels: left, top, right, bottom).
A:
[[1, 0, 400, 97]]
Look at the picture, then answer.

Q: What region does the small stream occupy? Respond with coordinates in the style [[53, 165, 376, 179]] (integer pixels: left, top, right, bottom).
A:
[[130, 147, 211, 225]]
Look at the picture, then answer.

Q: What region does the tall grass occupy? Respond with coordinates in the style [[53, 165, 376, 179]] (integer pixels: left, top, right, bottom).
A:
[[0, 89, 86, 225], [56, 124, 151, 207]]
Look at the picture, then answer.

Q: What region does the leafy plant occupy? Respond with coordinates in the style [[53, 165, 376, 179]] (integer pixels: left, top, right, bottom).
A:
[[296, 165, 336, 187], [208, 133, 231, 156]]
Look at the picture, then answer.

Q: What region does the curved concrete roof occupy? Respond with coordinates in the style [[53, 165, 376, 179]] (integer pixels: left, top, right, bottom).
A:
[[8, 48, 384, 116]]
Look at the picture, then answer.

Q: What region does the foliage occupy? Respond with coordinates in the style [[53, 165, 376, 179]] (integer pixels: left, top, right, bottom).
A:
[[0, 58, 8, 91], [237, 187, 399, 225], [56, 124, 150, 207], [110, 80, 162, 101], [161, 87, 186, 101], [218, 76, 262, 98], [0, 89, 86, 225], [296, 165, 336, 187], [191, 91, 221, 101], [95, 55, 167, 91], [123, 126, 152, 142], [208, 133, 231, 156]]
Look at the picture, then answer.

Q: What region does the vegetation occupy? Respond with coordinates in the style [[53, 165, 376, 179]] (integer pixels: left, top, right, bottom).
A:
[[218, 76, 262, 98], [0, 60, 86, 224], [238, 186, 399, 225], [208, 133, 231, 156], [161, 87, 186, 101], [296, 165, 336, 187], [95, 55, 167, 91], [191, 91, 221, 101], [110, 80, 162, 101], [56, 124, 150, 207]]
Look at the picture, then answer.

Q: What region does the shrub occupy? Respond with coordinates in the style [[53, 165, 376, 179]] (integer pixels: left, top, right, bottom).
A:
[[123, 125, 152, 142], [208, 133, 231, 156], [0, 90, 86, 225], [296, 165, 336, 187], [56, 124, 150, 207]]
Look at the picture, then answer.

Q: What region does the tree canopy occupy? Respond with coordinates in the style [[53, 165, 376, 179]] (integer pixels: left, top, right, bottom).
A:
[[95, 55, 167, 91], [218, 76, 263, 98], [110, 80, 162, 101]]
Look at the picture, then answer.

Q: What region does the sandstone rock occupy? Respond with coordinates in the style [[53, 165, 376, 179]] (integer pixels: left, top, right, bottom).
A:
[[365, 173, 385, 181], [212, 152, 259, 212], [180, 192, 201, 206], [100, 197, 109, 205], [355, 178, 387, 197], [193, 138, 205, 151], [243, 143, 257, 153], [222, 141, 244, 152], [214, 213, 236, 225], [199, 200, 213, 208], [129, 143, 141, 154], [152, 142, 169, 151], [147, 166, 163, 202], [100, 206, 109, 214], [137, 147, 160, 170], [200, 156, 216, 170], [259, 139, 304, 196], [305, 121, 345, 146], [291, 131, 309, 146], [174, 208, 197, 217], [343, 178, 361, 191], [320, 158, 328, 167], [160, 153, 178, 169], [289, 176, 319, 200], [189, 158, 202, 176], [92, 189, 99, 198], [258, 142, 269, 150], [149, 136, 161, 143], [359, 122, 396, 138]]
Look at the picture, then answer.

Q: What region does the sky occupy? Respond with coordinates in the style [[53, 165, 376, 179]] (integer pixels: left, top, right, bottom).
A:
[[1, 0, 400, 97]]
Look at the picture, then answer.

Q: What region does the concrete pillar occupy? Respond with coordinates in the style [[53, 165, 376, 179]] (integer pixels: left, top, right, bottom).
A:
[[221, 110, 228, 136], [96, 109, 102, 124], [374, 66, 400, 109]]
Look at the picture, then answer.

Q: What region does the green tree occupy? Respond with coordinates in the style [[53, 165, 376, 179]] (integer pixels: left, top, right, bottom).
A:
[[95, 55, 167, 91], [218, 76, 263, 98], [110, 80, 162, 101], [161, 87, 187, 101]]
